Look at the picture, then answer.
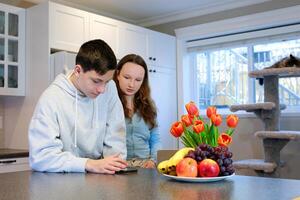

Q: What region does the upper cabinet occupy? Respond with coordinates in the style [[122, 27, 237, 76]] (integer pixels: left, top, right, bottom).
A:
[[48, 2, 175, 69], [89, 14, 119, 56], [118, 23, 148, 60], [0, 3, 25, 96], [148, 30, 176, 69], [49, 3, 89, 53]]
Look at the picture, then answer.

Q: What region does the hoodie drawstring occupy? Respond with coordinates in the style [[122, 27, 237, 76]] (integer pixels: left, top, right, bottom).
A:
[[74, 89, 78, 147]]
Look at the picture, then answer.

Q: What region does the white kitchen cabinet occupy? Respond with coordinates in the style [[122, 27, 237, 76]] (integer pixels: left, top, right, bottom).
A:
[[118, 23, 148, 60], [147, 30, 176, 69], [49, 3, 89, 52], [0, 3, 25, 96], [89, 14, 119, 57], [149, 66, 178, 149]]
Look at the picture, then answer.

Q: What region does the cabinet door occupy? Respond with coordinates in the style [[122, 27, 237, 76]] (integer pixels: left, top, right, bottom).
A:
[[118, 24, 148, 60], [0, 4, 25, 96], [149, 66, 178, 149], [49, 3, 89, 53], [90, 14, 119, 56], [148, 31, 176, 69]]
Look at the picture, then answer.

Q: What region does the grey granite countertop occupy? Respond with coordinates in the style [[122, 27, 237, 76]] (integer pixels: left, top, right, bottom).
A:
[[0, 169, 300, 200], [0, 148, 29, 159]]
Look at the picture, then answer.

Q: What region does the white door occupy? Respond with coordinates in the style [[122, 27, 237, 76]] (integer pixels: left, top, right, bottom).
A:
[[149, 66, 178, 150], [90, 14, 119, 56], [0, 3, 25, 96], [148, 31, 176, 69], [49, 2, 89, 52], [118, 24, 148, 60]]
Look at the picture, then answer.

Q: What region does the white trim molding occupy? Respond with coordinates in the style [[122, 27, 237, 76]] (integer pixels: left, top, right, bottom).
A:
[[175, 5, 300, 41]]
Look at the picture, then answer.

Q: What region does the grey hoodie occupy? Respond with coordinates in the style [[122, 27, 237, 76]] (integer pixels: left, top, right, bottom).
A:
[[28, 73, 126, 172]]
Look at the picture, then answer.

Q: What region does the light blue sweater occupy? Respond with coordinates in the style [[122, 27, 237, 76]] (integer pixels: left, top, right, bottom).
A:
[[28, 73, 127, 172], [125, 113, 160, 162]]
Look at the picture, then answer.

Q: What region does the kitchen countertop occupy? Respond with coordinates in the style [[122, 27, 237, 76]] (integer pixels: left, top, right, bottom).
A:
[[0, 148, 29, 159], [0, 169, 300, 200]]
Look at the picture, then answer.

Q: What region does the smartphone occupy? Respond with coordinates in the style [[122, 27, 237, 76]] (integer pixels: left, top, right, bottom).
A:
[[116, 167, 138, 174]]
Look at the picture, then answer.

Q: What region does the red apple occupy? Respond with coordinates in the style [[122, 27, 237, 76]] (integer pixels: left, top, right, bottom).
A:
[[198, 159, 220, 177], [176, 157, 198, 177]]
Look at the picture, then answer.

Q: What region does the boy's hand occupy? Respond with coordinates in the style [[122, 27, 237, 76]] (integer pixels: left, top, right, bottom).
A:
[[85, 154, 127, 174]]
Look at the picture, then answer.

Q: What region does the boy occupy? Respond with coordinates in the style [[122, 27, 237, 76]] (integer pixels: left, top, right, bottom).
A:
[[29, 39, 127, 173]]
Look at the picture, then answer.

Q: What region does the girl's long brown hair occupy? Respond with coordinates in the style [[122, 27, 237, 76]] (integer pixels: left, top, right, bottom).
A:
[[114, 54, 157, 129]]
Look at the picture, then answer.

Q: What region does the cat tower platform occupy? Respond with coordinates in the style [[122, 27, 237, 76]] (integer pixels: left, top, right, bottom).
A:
[[233, 159, 277, 173], [249, 67, 300, 78], [230, 102, 286, 112]]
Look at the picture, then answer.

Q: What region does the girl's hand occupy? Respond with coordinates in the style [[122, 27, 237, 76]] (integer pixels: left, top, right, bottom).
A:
[[142, 160, 156, 168]]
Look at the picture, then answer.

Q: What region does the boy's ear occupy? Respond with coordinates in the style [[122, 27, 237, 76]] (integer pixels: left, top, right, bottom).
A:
[[74, 65, 82, 77]]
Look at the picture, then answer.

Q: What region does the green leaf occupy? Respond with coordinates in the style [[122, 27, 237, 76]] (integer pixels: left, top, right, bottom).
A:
[[180, 137, 190, 147], [226, 128, 235, 136], [184, 130, 197, 148]]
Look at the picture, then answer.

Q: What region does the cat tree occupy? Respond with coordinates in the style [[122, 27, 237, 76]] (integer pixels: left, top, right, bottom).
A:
[[230, 66, 300, 178]]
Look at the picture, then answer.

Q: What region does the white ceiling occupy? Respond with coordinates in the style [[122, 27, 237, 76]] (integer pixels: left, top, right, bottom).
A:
[[26, 0, 271, 26]]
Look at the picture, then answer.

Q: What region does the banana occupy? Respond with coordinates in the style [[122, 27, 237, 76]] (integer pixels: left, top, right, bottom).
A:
[[157, 160, 169, 174], [167, 147, 194, 168], [168, 170, 177, 176], [157, 147, 194, 175]]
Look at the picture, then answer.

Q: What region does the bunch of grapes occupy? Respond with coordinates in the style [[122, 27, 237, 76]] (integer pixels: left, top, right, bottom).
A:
[[185, 144, 235, 176]]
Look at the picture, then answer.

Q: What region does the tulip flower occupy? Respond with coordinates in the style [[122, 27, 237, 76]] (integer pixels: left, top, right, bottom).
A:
[[170, 101, 238, 148], [193, 120, 204, 134], [226, 114, 239, 128], [181, 115, 192, 127], [185, 101, 199, 117], [170, 121, 184, 137], [211, 114, 222, 126], [217, 133, 232, 147], [206, 106, 217, 118]]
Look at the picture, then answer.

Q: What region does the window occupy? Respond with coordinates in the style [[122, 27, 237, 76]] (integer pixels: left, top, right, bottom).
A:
[[175, 5, 300, 116], [190, 37, 300, 111]]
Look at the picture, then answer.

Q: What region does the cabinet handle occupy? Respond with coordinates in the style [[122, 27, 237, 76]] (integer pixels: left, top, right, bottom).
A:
[[153, 58, 156, 61], [149, 57, 152, 60], [149, 69, 153, 72], [0, 160, 17, 164], [153, 70, 156, 73]]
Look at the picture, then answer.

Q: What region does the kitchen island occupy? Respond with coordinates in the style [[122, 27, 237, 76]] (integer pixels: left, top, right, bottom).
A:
[[1, 169, 299, 200], [0, 148, 29, 173]]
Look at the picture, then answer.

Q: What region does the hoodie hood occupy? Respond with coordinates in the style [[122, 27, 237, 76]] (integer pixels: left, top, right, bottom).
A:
[[52, 72, 86, 99]]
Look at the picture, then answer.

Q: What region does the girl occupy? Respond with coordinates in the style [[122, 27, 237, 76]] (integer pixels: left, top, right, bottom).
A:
[[114, 54, 160, 168]]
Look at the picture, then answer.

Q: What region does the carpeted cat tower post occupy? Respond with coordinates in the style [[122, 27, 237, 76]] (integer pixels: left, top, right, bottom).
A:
[[230, 59, 300, 178]]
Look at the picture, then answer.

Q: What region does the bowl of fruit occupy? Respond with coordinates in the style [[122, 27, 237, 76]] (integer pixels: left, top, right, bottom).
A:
[[157, 102, 238, 182]]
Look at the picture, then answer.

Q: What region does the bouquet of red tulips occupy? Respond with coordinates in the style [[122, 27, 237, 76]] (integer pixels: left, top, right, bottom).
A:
[[170, 101, 239, 148]]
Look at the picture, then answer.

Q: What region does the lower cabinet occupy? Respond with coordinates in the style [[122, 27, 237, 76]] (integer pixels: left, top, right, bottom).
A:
[[149, 66, 178, 150], [0, 157, 30, 173]]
